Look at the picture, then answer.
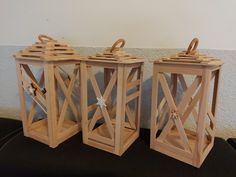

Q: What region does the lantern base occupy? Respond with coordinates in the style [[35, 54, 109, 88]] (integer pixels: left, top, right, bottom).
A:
[[87, 122, 139, 156], [26, 119, 80, 148], [151, 128, 213, 168]]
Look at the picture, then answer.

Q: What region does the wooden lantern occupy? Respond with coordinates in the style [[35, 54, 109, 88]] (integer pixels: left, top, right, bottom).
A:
[[14, 35, 82, 148], [150, 38, 224, 167], [80, 39, 144, 155]]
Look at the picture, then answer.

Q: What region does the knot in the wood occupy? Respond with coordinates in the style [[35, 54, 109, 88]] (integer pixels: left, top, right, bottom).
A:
[[171, 110, 179, 120]]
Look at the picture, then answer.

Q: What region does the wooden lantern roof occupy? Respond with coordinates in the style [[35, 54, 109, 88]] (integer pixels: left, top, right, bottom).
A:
[[14, 35, 81, 61], [88, 39, 144, 64], [156, 38, 224, 67]]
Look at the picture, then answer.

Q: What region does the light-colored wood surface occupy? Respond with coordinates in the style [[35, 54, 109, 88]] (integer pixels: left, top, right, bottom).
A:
[[150, 38, 223, 168], [14, 35, 82, 148], [80, 39, 144, 156], [14, 35, 82, 62], [88, 39, 144, 64]]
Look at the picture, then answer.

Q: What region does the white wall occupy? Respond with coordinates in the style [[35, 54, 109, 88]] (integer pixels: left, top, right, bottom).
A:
[[0, 0, 236, 49], [0, 0, 236, 139]]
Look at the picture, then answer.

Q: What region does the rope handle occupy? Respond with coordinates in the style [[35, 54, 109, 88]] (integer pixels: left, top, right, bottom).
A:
[[110, 39, 126, 52], [38, 34, 55, 42], [186, 38, 199, 55]]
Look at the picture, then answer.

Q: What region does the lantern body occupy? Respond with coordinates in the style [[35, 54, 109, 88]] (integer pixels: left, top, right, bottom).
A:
[[150, 56, 223, 167], [80, 43, 144, 155], [14, 36, 82, 148]]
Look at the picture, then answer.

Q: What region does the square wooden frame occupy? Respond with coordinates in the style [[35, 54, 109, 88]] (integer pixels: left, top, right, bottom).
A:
[[15, 59, 81, 148], [80, 60, 143, 156], [150, 62, 222, 167]]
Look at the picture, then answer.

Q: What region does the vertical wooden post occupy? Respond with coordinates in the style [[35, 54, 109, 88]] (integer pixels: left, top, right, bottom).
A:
[[44, 63, 57, 148], [171, 74, 178, 99], [15, 62, 29, 136], [194, 68, 211, 167], [211, 69, 221, 117], [115, 64, 127, 155], [104, 68, 113, 111], [210, 68, 221, 145], [80, 61, 89, 144], [150, 64, 159, 148], [136, 65, 143, 134]]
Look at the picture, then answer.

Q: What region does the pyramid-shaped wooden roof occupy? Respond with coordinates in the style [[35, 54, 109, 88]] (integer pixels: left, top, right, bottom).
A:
[[156, 38, 223, 66], [14, 35, 81, 61], [88, 39, 144, 64]]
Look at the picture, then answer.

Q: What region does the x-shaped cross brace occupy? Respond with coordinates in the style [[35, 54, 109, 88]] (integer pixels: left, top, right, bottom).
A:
[[54, 65, 79, 132], [156, 74, 202, 152], [88, 67, 117, 140]]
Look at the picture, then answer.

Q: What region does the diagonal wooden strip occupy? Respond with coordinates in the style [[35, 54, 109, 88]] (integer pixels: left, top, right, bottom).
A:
[[207, 111, 215, 128], [125, 105, 136, 129], [88, 68, 102, 97], [127, 79, 140, 90], [100, 106, 114, 139], [179, 73, 215, 125], [88, 103, 97, 112], [103, 70, 117, 100], [158, 74, 201, 136], [21, 64, 38, 83], [154, 84, 173, 131], [54, 67, 78, 117], [56, 67, 78, 124], [158, 74, 178, 141], [206, 125, 214, 139], [158, 102, 169, 131], [127, 68, 137, 82], [88, 71, 117, 132], [21, 76, 47, 106], [28, 71, 45, 126], [55, 65, 78, 131], [177, 76, 201, 113], [194, 69, 212, 165], [158, 115, 174, 141], [104, 68, 114, 109], [181, 88, 202, 124], [158, 74, 177, 110], [126, 91, 139, 103], [21, 66, 45, 98], [178, 74, 199, 124], [88, 107, 102, 132], [174, 117, 192, 152], [171, 74, 178, 99], [158, 74, 199, 149]]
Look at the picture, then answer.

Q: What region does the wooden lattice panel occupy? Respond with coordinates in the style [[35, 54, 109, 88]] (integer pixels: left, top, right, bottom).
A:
[[150, 38, 223, 168]]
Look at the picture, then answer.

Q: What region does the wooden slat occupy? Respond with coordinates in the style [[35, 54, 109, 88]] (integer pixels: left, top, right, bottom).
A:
[[126, 91, 139, 103], [88, 108, 103, 132], [193, 69, 211, 166], [55, 66, 78, 131], [125, 105, 136, 129], [15, 63, 29, 135], [89, 132, 114, 146], [115, 65, 127, 155], [44, 63, 58, 147], [127, 79, 140, 90], [80, 61, 89, 144]]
